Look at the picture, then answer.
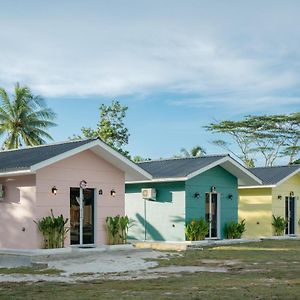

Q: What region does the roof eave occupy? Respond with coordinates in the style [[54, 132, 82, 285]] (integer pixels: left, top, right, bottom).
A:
[[186, 156, 229, 180], [31, 139, 152, 181], [186, 156, 262, 185], [239, 184, 276, 189], [0, 169, 33, 177], [126, 177, 187, 184], [274, 168, 300, 186]]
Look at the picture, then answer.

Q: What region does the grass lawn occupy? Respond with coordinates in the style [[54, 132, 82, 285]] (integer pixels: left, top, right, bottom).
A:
[[0, 240, 300, 299]]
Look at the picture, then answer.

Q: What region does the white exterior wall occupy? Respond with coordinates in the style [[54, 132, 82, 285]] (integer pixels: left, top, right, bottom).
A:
[[125, 191, 186, 241]]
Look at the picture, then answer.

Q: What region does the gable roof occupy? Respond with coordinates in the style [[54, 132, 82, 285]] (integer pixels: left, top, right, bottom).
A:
[[247, 165, 300, 186], [0, 139, 92, 173], [127, 154, 262, 185], [138, 155, 227, 178], [0, 138, 152, 181]]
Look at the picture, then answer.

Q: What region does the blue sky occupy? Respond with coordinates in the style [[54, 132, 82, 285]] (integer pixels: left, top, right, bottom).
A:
[[0, 1, 299, 162]]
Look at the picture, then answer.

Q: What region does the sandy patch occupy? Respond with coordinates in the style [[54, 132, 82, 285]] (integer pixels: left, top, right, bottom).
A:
[[0, 249, 229, 282]]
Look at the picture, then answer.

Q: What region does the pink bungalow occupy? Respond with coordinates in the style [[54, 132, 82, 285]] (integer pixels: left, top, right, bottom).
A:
[[0, 138, 151, 249]]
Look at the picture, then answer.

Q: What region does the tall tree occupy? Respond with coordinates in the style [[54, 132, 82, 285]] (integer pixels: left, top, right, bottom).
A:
[[205, 113, 300, 167], [132, 155, 151, 163], [179, 145, 207, 158], [72, 100, 130, 156], [0, 83, 56, 149]]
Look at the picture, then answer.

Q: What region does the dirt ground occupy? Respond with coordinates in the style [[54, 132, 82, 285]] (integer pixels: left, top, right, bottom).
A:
[[0, 248, 228, 282], [1, 241, 300, 299]]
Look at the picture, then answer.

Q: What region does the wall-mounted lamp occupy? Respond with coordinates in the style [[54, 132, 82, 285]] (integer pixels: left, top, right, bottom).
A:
[[211, 186, 216, 193], [111, 189, 116, 197], [194, 192, 200, 198], [228, 194, 233, 200], [278, 195, 282, 200], [98, 189, 103, 195], [290, 191, 294, 197], [52, 186, 58, 195]]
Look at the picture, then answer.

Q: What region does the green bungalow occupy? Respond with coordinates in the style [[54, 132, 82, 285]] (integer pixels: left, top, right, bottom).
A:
[[125, 155, 261, 241]]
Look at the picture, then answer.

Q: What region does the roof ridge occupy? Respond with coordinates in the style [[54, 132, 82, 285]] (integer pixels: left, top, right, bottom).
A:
[[0, 138, 97, 153], [138, 154, 229, 164]]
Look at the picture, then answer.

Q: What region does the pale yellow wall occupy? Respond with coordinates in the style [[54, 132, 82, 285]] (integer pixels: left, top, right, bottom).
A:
[[272, 174, 300, 235], [238, 188, 273, 238]]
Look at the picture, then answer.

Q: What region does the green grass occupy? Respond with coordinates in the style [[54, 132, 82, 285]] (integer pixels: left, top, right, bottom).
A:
[[0, 240, 300, 299], [0, 266, 63, 275]]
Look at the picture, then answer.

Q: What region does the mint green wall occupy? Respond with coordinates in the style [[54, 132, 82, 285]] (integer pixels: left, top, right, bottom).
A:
[[125, 181, 185, 241], [125, 166, 238, 241], [185, 166, 238, 239]]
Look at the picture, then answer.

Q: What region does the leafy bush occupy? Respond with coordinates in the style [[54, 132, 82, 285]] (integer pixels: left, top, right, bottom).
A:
[[225, 220, 246, 239], [105, 215, 131, 245], [272, 215, 288, 236], [34, 209, 69, 249], [185, 218, 209, 241]]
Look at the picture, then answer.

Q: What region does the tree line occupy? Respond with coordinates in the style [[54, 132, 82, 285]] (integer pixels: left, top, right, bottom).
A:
[[0, 83, 299, 166]]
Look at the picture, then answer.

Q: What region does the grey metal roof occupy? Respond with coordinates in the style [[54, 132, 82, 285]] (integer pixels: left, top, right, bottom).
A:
[[249, 165, 300, 185], [0, 139, 95, 173], [137, 155, 228, 178]]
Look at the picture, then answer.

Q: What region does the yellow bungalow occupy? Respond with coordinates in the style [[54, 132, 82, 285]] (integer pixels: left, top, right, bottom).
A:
[[239, 165, 300, 238]]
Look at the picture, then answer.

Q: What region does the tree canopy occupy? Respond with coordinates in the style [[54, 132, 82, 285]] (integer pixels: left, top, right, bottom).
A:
[[180, 146, 207, 158], [205, 113, 300, 167], [0, 83, 56, 149], [72, 100, 130, 157]]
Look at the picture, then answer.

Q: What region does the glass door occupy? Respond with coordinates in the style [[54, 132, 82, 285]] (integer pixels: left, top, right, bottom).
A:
[[205, 193, 219, 238], [285, 196, 295, 235], [70, 188, 95, 245]]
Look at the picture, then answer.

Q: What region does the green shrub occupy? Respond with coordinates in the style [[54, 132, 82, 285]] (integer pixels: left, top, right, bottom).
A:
[[34, 209, 69, 249], [185, 218, 209, 241], [225, 219, 246, 239], [105, 215, 131, 245], [272, 215, 287, 236]]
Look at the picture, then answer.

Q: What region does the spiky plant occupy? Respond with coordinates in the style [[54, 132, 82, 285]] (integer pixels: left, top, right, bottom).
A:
[[34, 210, 69, 249], [105, 215, 131, 245], [272, 215, 288, 236]]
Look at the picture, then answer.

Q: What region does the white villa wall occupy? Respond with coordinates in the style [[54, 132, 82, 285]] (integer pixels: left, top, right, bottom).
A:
[[125, 191, 186, 241]]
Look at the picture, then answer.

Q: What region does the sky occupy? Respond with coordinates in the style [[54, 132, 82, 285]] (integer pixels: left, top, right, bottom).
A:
[[0, 0, 299, 163]]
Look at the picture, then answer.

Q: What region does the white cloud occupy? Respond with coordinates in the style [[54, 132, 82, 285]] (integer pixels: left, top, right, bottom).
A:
[[0, 0, 299, 113]]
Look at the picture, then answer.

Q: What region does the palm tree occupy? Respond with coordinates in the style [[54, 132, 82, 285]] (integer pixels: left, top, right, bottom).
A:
[[0, 83, 56, 149], [180, 145, 206, 158]]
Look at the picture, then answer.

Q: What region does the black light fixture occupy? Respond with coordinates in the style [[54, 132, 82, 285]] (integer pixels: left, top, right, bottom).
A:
[[52, 186, 58, 195], [211, 186, 216, 193], [290, 191, 294, 197], [111, 189, 116, 197], [194, 192, 200, 198], [228, 194, 233, 200], [278, 195, 282, 200], [98, 189, 103, 195]]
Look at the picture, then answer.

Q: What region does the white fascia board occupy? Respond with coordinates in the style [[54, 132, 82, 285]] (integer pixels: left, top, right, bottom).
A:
[[126, 177, 187, 184], [0, 169, 33, 177], [31, 140, 101, 171], [186, 156, 262, 185], [89, 140, 152, 181], [221, 156, 262, 185], [31, 139, 152, 181], [186, 157, 229, 180], [275, 168, 300, 187], [238, 185, 276, 189]]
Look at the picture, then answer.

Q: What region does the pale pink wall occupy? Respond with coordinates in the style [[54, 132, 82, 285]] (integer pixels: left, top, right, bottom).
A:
[[36, 149, 125, 247], [0, 175, 37, 249]]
